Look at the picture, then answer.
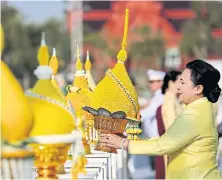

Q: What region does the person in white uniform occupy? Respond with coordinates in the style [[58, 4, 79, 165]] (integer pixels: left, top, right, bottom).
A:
[[141, 69, 166, 138], [128, 69, 165, 179]]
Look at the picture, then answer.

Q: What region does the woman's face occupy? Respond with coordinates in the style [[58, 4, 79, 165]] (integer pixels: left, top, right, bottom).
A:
[[168, 75, 181, 95], [177, 69, 199, 105]]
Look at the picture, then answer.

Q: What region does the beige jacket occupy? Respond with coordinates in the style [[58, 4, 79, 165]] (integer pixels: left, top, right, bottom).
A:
[[161, 92, 183, 130]]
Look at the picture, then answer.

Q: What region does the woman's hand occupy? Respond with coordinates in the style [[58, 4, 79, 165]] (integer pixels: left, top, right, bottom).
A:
[[100, 134, 130, 150]]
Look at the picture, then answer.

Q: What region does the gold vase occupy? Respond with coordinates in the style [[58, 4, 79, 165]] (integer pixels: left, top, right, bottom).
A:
[[31, 133, 83, 179], [32, 143, 70, 179]]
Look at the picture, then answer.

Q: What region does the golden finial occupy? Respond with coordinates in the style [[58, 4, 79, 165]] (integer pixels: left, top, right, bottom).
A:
[[37, 32, 49, 65], [85, 50, 92, 71], [76, 44, 83, 70], [117, 9, 129, 63], [49, 48, 59, 75]]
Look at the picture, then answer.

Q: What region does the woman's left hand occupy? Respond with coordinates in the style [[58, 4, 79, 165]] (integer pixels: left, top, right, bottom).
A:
[[100, 134, 125, 149]]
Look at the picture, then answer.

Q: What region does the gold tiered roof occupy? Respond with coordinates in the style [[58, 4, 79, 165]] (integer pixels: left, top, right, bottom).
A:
[[89, 9, 140, 121], [26, 33, 75, 136]]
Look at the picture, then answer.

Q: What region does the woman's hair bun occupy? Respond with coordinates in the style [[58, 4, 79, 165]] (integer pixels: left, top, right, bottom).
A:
[[207, 84, 221, 103]]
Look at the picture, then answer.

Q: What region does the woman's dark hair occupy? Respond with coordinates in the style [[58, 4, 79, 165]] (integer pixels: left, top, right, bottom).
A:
[[186, 59, 221, 103], [162, 70, 181, 94]]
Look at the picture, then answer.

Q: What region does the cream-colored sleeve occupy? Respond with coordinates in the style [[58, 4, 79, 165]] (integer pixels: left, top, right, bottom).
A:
[[162, 92, 177, 130], [128, 114, 199, 155]]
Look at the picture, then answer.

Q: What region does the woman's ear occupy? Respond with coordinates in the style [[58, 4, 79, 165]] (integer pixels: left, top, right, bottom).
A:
[[195, 85, 204, 95]]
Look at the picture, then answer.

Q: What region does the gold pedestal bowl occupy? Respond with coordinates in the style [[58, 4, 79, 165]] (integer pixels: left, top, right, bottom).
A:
[[31, 133, 81, 179]]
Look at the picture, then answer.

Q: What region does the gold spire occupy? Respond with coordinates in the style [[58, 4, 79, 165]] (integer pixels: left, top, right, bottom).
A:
[[26, 33, 75, 136], [69, 44, 87, 87], [85, 51, 92, 71], [49, 48, 65, 97], [85, 50, 96, 90], [76, 44, 83, 70], [66, 48, 93, 155], [49, 48, 59, 75], [116, 9, 129, 63], [37, 32, 49, 65], [87, 8, 140, 122]]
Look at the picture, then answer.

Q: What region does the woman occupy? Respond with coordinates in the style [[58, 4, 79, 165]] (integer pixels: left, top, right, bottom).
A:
[[161, 70, 182, 130], [100, 59, 222, 179], [155, 70, 182, 179]]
